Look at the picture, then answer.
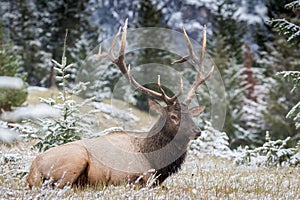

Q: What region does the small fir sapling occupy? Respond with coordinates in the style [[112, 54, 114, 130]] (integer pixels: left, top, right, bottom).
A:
[[234, 132, 300, 167], [189, 121, 232, 158], [32, 32, 97, 151]]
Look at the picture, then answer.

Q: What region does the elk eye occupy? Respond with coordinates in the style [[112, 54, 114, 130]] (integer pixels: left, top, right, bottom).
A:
[[171, 115, 177, 120]]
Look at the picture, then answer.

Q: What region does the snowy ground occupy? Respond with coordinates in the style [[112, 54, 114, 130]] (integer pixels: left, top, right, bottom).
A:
[[0, 141, 299, 199], [1, 87, 300, 199]]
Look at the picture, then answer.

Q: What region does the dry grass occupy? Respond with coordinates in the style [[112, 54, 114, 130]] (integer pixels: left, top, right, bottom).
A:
[[1, 88, 299, 199], [1, 141, 300, 200], [25, 87, 156, 132]]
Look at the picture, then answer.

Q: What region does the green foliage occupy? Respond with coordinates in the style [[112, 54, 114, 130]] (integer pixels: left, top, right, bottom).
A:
[[270, 18, 300, 44], [259, 0, 300, 143], [208, 0, 258, 148], [269, 1, 300, 45], [277, 71, 300, 93], [134, 0, 167, 28], [276, 71, 300, 129], [285, 0, 300, 11], [209, 0, 246, 63], [234, 132, 300, 167], [0, 0, 97, 86], [0, 24, 27, 112], [213, 58, 257, 148], [0, 86, 27, 112], [287, 101, 300, 130], [261, 77, 298, 141], [268, 1, 300, 132], [0, 48, 21, 77]]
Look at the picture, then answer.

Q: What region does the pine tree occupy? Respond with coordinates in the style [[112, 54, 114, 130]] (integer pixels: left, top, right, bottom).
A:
[[35, 0, 98, 86], [0, 23, 27, 112], [259, 0, 300, 143], [209, 0, 246, 64], [0, 0, 97, 86], [271, 1, 300, 134], [208, 0, 254, 148], [0, 0, 50, 86], [270, 1, 300, 45]]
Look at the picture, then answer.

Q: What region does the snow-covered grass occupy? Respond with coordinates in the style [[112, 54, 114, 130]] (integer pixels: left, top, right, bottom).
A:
[[1, 142, 300, 199], [1, 89, 300, 199]]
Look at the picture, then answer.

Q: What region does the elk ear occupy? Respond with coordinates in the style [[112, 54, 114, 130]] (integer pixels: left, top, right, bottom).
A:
[[189, 106, 205, 117], [148, 98, 164, 116]]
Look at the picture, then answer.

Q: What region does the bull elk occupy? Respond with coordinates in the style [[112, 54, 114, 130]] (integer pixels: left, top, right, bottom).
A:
[[26, 20, 214, 189]]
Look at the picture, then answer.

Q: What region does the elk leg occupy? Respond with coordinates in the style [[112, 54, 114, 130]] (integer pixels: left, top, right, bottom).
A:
[[27, 142, 90, 188], [27, 158, 43, 189]]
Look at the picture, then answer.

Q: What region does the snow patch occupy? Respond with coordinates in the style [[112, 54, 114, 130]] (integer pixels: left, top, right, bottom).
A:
[[92, 102, 140, 122], [0, 128, 20, 143], [0, 76, 24, 89], [27, 86, 49, 92], [186, 0, 214, 7], [1, 104, 60, 122]]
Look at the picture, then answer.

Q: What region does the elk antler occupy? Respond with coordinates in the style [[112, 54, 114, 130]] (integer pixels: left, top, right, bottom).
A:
[[99, 19, 183, 105], [172, 25, 214, 105]]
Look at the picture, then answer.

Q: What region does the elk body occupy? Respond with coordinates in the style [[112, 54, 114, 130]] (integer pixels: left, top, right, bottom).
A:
[[26, 20, 214, 189]]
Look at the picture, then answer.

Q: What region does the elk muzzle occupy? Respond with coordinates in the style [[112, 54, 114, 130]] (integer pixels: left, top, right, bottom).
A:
[[190, 126, 201, 140]]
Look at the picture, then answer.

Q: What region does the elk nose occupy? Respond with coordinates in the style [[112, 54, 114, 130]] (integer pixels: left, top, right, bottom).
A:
[[193, 127, 202, 138]]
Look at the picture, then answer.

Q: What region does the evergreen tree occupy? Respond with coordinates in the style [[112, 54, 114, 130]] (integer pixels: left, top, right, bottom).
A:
[[259, 0, 300, 143], [0, 23, 27, 112], [0, 0, 49, 86], [209, 0, 246, 64], [269, 0, 300, 142], [36, 0, 98, 86], [0, 0, 97, 86], [208, 0, 257, 148]]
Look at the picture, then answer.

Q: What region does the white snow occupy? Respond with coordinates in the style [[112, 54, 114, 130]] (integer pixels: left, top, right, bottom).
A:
[[186, 0, 214, 7], [235, 0, 267, 24], [1, 104, 60, 122], [91, 102, 140, 122], [168, 12, 182, 28], [0, 128, 20, 143], [27, 86, 49, 92], [0, 76, 24, 89]]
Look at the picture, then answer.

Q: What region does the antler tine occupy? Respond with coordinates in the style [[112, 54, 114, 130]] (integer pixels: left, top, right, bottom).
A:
[[128, 65, 184, 105], [111, 19, 128, 75], [95, 45, 108, 59], [108, 27, 122, 62], [157, 75, 184, 105], [165, 76, 184, 103], [119, 19, 128, 62], [127, 65, 164, 99], [199, 25, 207, 78], [182, 26, 198, 63], [95, 22, 123, 61], [171, 26, 198, 65], [182, 25, 214, 105]]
